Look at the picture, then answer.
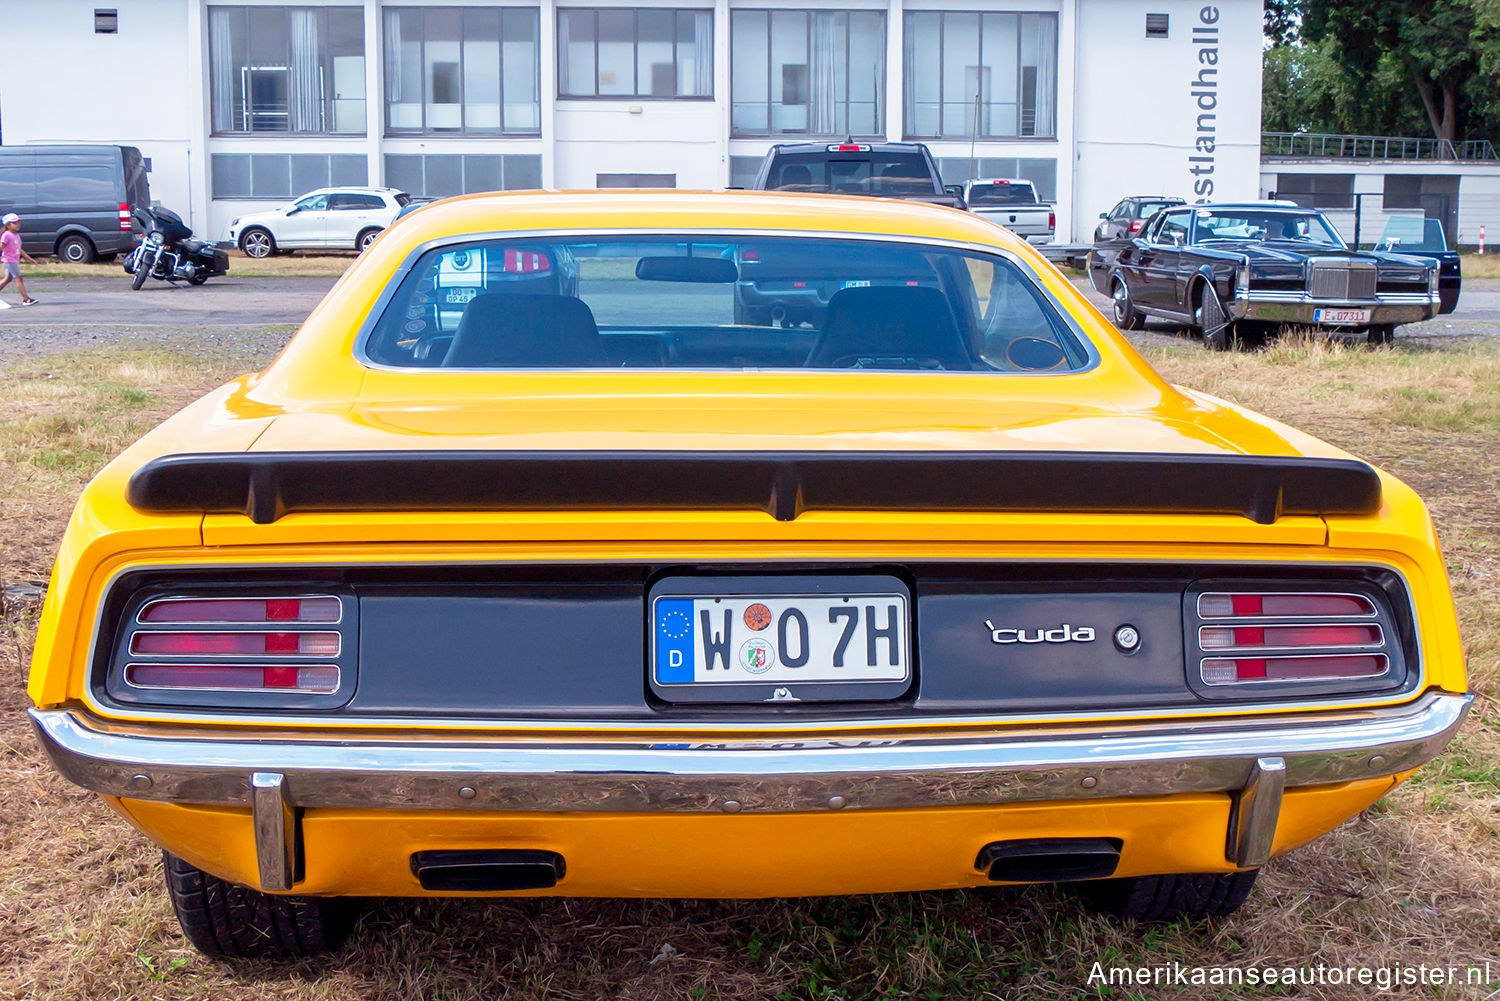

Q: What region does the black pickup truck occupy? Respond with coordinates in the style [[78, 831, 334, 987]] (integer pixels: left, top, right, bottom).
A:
[[751, 142, 965, 210], [739, 142, 962, 326]]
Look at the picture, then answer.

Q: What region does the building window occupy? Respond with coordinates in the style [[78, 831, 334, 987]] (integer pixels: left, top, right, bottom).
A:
[[903, 12, 1057, 140], [558, 8, 713, 99], [94, 9, 119, 33], [210, 153, 368, 199], [1145, 13, 1169, 38], [384, 8, 540, 134], [1275, 173, 1354, 209], [596, 173, 676, 187], [728, 155, 763, 188], [934, 156, 1057, 200], [730, 10, 884, 138], [384, 153, 543, 197], [208, 6, 366, 134]]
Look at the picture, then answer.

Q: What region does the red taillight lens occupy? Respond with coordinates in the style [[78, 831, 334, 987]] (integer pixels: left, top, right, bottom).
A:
[[139, 596, 341, 624], [125, 664, 340, 693], [1201, 654, 1388, 685], [119, 202, 131, 231], [1199, 624, 1382, 650], [130, 631, 341, 656], [1129, 220, 1143, 234], [1048, 212, 1055, 230], [1198, 592, 1374, 619]]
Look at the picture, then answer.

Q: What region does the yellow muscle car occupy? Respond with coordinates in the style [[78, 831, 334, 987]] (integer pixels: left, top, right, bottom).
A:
[[28, 191, 1470, 958]]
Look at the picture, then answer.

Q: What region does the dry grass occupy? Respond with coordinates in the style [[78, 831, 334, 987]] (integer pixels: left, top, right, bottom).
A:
[[24, 252, 354, 280], [1459, 254, 1500, 281], [1, 339, 1498, 1000]]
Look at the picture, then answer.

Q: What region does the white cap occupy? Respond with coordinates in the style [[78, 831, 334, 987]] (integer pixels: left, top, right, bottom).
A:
[[1, 213, 18, 224]]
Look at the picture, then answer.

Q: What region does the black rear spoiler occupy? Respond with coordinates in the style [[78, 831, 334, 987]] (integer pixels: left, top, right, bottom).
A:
[[126, 450, 1382, 526]]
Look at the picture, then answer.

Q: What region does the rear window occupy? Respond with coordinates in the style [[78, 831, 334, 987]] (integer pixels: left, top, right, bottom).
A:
[[967, 182, 1039, 207], [763, 154, 940, 198], [1135, 200, 1180, 219], [363, 234, 1091, 373]]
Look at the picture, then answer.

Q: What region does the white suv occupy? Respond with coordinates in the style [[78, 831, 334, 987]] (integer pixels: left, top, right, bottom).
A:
[[227, 187, 411, 258]]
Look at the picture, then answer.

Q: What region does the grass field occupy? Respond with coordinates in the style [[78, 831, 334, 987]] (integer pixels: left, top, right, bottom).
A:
[[0, 335, 1497, 1000], [22, 251, 356, 280]]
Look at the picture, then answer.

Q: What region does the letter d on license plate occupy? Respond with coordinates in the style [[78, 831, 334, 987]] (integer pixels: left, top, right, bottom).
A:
[[648, 575, 913, 704]]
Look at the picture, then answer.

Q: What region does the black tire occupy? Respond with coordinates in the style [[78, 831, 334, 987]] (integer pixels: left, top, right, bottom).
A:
[[188, 273, 209, 285], [1079, 870, 1259, 922], [1367, 323, 1395, 346], [357, 227, 382, 252], [1111, 278, 1145, 331], [163, 852, 355, 959], [239, 227, 276, 259], [1196, 282, 1234, 351], [131, 248, 152, 290], [56, 233, 96, 264]]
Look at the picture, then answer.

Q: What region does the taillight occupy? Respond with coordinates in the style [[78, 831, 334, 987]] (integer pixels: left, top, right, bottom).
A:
[[1048, 211, 1055, 231], [119, 202, 132, 232], [1189, 587, 1397, 693], [119, 593, 350, 700], [1129, 220, 1143, 234]]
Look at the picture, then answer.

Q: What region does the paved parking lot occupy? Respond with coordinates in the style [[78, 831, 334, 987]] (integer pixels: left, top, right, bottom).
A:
[[0, 272, 1495, 363]]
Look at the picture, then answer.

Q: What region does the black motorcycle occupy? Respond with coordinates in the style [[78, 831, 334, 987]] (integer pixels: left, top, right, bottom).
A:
[[124, 206, 230, 290]]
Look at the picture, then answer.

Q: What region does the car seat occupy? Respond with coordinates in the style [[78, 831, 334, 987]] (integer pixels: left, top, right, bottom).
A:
[[804, 286, 972, 370], [443, 293, 605, 367]]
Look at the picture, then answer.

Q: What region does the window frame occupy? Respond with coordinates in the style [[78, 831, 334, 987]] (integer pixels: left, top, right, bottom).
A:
[[383, 6, 542, 136], [902, 10, 1058, 141], [729, 8, 887, 139], [557, 7, 714, 100], [208, 5, 368, 137]]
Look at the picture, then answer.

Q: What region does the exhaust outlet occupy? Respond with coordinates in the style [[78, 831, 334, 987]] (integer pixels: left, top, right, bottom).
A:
[[410, 849, 565, 892], [975, 838, 1122, 883]]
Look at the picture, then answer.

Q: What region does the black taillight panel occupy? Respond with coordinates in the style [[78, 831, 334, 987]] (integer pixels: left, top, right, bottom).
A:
[[1183, 577, 1413, 701], [99, 575, 358, 711]]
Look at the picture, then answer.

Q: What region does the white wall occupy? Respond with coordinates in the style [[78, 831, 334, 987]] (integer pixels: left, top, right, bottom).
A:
[[1072, 0, 1262, 241], [553, 103, 725, 189], [0, 1, 200, 226], [1260, 160, 1500, 249]]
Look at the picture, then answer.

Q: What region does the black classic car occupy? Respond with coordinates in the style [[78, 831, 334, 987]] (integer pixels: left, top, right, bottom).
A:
[[1089, 203, 1441, 348]]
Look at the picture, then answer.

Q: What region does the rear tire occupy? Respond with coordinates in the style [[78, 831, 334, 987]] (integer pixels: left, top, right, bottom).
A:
[[56, 233, 96, 264], [1367, 324, 1395, 346], [1111, 279, 1145, 331], [1079, 870, 1259, 922], [163, 852, 356, 959]]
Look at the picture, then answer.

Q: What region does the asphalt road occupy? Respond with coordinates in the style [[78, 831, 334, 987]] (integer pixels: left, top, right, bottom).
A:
[[2, 272, 1497, 341]]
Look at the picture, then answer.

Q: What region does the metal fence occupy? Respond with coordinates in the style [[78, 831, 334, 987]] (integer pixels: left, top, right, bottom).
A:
[[1262, 132, 1498, 161]]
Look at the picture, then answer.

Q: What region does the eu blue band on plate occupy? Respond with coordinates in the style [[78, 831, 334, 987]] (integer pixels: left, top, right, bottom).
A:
[[655, 599, 696, 683]]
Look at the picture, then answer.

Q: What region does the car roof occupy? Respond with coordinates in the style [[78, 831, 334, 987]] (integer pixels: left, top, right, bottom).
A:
[[1194, 202, 1316, 213], [376, 189, 1023, 254], [768, 141, 930, 154], [304, 186, 402, 196]]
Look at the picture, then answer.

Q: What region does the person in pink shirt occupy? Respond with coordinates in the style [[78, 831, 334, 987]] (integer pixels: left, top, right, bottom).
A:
[[0, 212, 38, 307]]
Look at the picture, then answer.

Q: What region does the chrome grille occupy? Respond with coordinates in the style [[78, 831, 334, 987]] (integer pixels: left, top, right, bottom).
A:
[[1309, 262, 1377, 300]]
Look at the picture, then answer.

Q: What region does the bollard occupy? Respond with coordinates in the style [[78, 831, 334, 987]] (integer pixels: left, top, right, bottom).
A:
[[1481, 224, 1486, 255]]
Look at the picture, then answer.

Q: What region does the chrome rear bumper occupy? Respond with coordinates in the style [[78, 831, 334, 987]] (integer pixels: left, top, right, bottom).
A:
[[30, 692, 1470, 891]]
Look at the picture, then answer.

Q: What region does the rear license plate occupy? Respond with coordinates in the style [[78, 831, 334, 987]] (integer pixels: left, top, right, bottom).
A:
[[841, 279, 872, 289], [649, 575, 912, 703], [1313, 307, 1371, 324]]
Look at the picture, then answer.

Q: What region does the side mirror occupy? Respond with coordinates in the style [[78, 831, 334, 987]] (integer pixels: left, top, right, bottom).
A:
[[1099, 212, 1108, 219], [285, 206, 300, 215]]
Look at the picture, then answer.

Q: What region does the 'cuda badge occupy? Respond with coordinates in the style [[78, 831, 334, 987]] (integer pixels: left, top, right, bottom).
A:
[[985, 621, 1096, 645]]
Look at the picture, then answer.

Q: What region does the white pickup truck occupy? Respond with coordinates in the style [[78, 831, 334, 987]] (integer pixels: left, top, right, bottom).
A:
[[963, 178, 1055, 245]]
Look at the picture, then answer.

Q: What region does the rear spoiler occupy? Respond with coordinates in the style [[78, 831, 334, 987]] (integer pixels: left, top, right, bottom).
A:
[[127, 450, 1382, 526]]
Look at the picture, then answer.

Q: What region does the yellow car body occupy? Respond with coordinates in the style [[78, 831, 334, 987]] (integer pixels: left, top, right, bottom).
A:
[[28, 191, 1469, 954]]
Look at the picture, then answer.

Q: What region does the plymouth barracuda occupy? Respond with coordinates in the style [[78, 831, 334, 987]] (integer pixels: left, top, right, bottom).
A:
[[28, 190, 1469, 958], [1089, 203, 1442, 348]]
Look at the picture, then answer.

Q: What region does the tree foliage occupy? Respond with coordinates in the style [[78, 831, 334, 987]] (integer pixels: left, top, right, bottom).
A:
[[1265, 0, 1500, 143]]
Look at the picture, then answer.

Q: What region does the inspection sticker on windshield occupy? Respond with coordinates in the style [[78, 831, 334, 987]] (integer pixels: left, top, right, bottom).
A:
[[1313, 308, 1372, 325]]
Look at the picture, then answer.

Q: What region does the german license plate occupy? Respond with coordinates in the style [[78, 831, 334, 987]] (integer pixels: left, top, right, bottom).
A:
[[649, 576, 911, 703], [1313, 307, 1371, 324]]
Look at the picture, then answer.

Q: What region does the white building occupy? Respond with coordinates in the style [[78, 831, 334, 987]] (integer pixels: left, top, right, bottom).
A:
[[1, 0, 1262, 243]]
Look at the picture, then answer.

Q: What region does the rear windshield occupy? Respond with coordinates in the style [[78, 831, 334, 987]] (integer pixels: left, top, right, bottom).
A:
[[763, 154, 940, 197], [967, 183, 1038, 207], [363, 235, 1091, 373], [1135, 200, 1180, 218]]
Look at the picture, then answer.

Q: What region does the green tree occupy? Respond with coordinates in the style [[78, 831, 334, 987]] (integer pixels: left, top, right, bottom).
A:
[[1297, 0, 1498, 143]]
